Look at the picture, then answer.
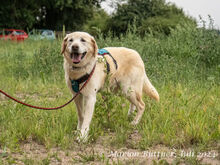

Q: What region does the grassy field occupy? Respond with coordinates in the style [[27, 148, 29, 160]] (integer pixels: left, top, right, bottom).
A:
[[0, 23, 220, 164]]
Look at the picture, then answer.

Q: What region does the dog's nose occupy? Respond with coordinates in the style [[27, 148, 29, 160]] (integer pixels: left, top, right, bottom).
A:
[[72, 45, 79, 51]]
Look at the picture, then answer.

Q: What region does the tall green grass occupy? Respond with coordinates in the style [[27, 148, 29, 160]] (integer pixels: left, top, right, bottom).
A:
[[0, 23, 219, 153]]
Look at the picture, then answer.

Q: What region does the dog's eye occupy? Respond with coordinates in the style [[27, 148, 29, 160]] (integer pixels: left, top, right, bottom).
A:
[[81, 38, 86, 42], [69, 39, 73, 42]]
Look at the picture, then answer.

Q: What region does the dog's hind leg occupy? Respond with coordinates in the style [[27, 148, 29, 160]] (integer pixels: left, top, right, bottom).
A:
[[120, 77, 145, 125], [127, 91, 145, 125], [128, 103, 136, 116]]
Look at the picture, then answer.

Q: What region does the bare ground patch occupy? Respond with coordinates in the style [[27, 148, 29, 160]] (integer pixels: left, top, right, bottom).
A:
[[0, 135, 219, 165]]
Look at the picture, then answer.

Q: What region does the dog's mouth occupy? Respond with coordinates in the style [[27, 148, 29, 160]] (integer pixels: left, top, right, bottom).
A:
[[70, 52, 87, 64]]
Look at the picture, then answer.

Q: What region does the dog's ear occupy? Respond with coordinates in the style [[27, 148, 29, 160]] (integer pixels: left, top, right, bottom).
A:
[[61, 35, 68, 55], [91, 36, 98, 57]]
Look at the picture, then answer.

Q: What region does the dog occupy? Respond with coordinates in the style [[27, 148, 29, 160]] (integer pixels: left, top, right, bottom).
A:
[[61, 32, 159, 141]]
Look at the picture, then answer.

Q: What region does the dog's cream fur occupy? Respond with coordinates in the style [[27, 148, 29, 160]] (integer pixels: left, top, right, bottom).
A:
[[62, 32, 159, 141]]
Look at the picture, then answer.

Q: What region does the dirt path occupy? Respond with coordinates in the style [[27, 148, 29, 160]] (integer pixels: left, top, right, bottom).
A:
[[1, 137, 219, 165]]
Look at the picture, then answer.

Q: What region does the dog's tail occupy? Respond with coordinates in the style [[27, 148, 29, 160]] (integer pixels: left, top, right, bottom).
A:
[[143, 75, 159, 102]]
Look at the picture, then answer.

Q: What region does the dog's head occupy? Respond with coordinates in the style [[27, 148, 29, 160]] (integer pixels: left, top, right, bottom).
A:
[[61, 32, 98, 66]]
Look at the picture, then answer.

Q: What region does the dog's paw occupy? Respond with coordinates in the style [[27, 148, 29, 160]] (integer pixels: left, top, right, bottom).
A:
[[76, 136, 84, 143], [131, 120, 139, 126], [76, 132, 88, 143]]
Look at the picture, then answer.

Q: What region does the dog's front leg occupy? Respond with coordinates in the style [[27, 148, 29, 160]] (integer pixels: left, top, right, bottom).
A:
[[79, 94, 96, 141], [74, 94, 84, 130]]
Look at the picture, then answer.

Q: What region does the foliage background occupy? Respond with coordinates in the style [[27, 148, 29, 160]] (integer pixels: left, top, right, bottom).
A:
[[0, 0, 196, 35]]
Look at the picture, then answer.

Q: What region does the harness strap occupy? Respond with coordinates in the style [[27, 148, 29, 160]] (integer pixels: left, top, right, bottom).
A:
[[98, 49, 118, 73], [106, 62, 110, 74]]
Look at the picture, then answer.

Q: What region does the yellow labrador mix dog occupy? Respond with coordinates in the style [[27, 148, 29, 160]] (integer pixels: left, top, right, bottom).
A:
[[61, 32, 159, 141]]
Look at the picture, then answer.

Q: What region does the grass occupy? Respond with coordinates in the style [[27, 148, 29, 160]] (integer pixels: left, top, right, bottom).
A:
[[0, 23, 219, 164]]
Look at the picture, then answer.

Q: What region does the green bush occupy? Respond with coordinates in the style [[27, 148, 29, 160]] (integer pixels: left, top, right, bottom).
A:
[[139, 15, 195, 35]]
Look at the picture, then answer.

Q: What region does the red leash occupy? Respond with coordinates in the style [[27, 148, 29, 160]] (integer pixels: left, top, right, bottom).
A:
[[0, 64, 96, 110]]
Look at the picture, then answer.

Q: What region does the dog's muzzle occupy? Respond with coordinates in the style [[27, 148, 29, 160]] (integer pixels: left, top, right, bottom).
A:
[[71, 52, 87, 64]]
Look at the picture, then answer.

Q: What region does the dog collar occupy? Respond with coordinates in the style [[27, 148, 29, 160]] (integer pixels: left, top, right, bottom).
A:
[[70, 64, 96, 93], [70, 75, 89, 93]]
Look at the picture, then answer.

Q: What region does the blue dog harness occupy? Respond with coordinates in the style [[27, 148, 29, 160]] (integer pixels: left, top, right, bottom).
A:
[[70, 49, 118, 93], [98, 48, 118, 73]]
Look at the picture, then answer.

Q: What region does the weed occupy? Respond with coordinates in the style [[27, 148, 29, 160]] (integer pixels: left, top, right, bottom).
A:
[[72, 149, 103, 163]]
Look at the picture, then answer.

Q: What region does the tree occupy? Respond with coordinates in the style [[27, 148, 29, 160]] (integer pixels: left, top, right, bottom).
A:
[[37, 0, 104, 31], [0, 0, 104, 31], [139, 3, 195, 35], [0, 0, 40, 30], [106, 0, 195, 35], [83, 8, 110, 36]]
